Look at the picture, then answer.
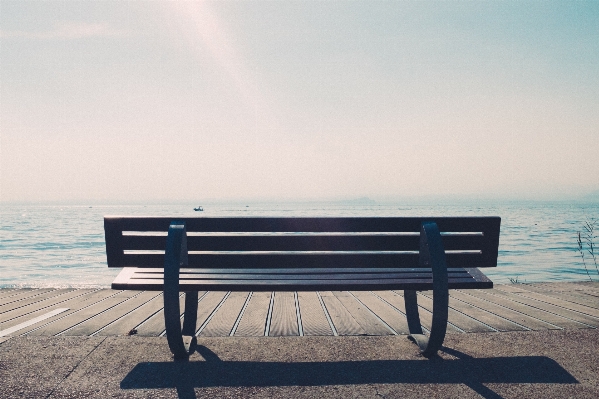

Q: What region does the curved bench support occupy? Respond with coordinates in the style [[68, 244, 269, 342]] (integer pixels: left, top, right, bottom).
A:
[[404, 222, 449, 358], [164, 221, 198, 359]]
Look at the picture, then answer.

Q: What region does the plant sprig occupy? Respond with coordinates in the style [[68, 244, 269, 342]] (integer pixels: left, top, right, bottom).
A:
[[577, 218, 598, 281]]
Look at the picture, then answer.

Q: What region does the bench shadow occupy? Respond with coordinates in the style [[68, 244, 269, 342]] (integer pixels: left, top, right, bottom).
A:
[[121, 346, 577, 399]]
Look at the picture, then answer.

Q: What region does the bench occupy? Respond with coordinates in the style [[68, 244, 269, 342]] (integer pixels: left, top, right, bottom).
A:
[[104, 216, 501, 359]]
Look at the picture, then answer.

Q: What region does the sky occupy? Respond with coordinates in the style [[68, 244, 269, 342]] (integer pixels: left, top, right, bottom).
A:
[[1, 0, 598, 204]]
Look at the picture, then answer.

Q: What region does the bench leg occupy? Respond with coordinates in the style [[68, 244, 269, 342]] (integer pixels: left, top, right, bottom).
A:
[[404, 222, 449, 358], [163, 221, 198, 359]]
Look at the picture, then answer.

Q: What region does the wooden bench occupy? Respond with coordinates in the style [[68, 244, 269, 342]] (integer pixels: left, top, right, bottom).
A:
[[104, 216, 500, 359]]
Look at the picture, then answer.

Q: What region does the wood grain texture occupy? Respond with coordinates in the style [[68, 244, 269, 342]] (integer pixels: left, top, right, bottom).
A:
[[465, 289, 589, 330], [0, 289, 90, 324], [200, 292, 249, 337], [415, 292, 493, 333], [297, 292, 333, 336], [319, 291, 366, 335], [135, 294, 185, 336], [61, 291, 160, 336], [25, 290, 135, 336], [504, 289, 599, 319], [0, 289, 56, 307], [95, 292, 166, 336], [513, 284, 599, 309], [194, 291, 229, 335], [269, 292, 299, 336], [445, 294, 528, 332], [234, 292, 271, 337], [350, 291, 409, 334], [333, 291, 393, 335], [448, 290, 558, 331]]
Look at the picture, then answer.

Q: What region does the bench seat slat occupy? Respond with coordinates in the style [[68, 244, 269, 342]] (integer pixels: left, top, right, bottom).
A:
[[127, 267, 475, 274], [130, 271, 472, 280], [111, 267, 492, 291]]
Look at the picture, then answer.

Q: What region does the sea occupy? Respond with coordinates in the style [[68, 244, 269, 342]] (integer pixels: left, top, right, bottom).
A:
[[1, 201, 598, 288]]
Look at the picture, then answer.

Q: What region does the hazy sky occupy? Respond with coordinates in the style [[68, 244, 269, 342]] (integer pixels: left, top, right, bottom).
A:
[[1, 1, 598, 203]]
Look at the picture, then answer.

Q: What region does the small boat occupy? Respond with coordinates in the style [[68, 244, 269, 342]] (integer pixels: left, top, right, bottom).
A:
[[194, 206, 204, 212]]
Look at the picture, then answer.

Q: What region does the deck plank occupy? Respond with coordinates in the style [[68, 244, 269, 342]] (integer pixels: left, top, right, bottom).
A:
[[96, 293, 165, 336], [25, 290, 135, 336], [234, 292, 271, 337], [195, 291, 229, 335], [0, 290, 99, 334], [319, 291, 366, 335], [61, 291, 160, 336], [442, 292, 528, 332], [297, 292, 333, 336], [0, 289, 57, 309], [469, 289, 590, 330], [449, 290, 559, 331], [269, 292, 299, 336], [333, 291, 393, 335], [200, 292, 249, 337], [514, 284, 599, 309], [0, 289, 92, 324], [12, 290, 119, 336], [135, 294, 186, 336], [351, 291, 409, 334], [416, 292, 494, 333], [497, 287, 599, 319]]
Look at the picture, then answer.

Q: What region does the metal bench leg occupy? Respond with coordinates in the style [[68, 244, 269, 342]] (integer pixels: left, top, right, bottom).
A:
[[405, 222, 449, 358], [163, 221, 198, 360]]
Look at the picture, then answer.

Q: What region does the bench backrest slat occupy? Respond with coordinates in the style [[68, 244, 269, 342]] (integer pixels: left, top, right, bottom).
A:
[[104, 216, 500, 269]]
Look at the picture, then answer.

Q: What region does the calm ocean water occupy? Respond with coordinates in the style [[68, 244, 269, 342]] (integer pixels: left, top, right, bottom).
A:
[[1, 202, 598, 288]]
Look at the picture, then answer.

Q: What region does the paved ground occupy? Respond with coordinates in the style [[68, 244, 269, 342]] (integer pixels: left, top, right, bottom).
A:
[[1, 328, 598, 398]]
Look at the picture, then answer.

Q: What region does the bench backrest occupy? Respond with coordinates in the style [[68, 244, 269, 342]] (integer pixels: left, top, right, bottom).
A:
[[104, 216, 500, 270]]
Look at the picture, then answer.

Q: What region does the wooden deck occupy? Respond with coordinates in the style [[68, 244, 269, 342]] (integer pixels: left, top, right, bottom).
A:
[[1, 282, 598, 340]]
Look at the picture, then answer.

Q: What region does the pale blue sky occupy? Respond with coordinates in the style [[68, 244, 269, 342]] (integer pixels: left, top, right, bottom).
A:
[[1, 1, 598, 203]]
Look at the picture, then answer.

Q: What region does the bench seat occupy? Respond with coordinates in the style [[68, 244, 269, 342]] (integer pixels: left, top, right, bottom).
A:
[[112, 266, 492, 291]]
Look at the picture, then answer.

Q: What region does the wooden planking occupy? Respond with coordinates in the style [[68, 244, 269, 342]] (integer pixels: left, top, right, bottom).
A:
[[448, 290, 559, 331], [234, 292, 271, 337], [200, 292, 249, 337], [297, 292, 333, 336], [415, 292, 493, 333], [444, 293, 528, 332], [567, 282, 599, 295], [135, 295, 185, 336], [6, 290, 115, 335], [319, 291, 366, 335], [61, 291, 160, 336], [349, 291, 409, 334], [493, 287, 599, 327], [513, 284, 599, 309], [194, 291, 229, 335], [0, 288, 19, 301], [23, 290, 131, 336], [0, 289, 95, 327], [497, 287, 599, 319], [269, 292, 299, 336], [97, 293, 165, 336], [332, 291, 393, 335], [465, 289, 590, 330], [2, 283, 597, 338], [0, 289, 57, 307]]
